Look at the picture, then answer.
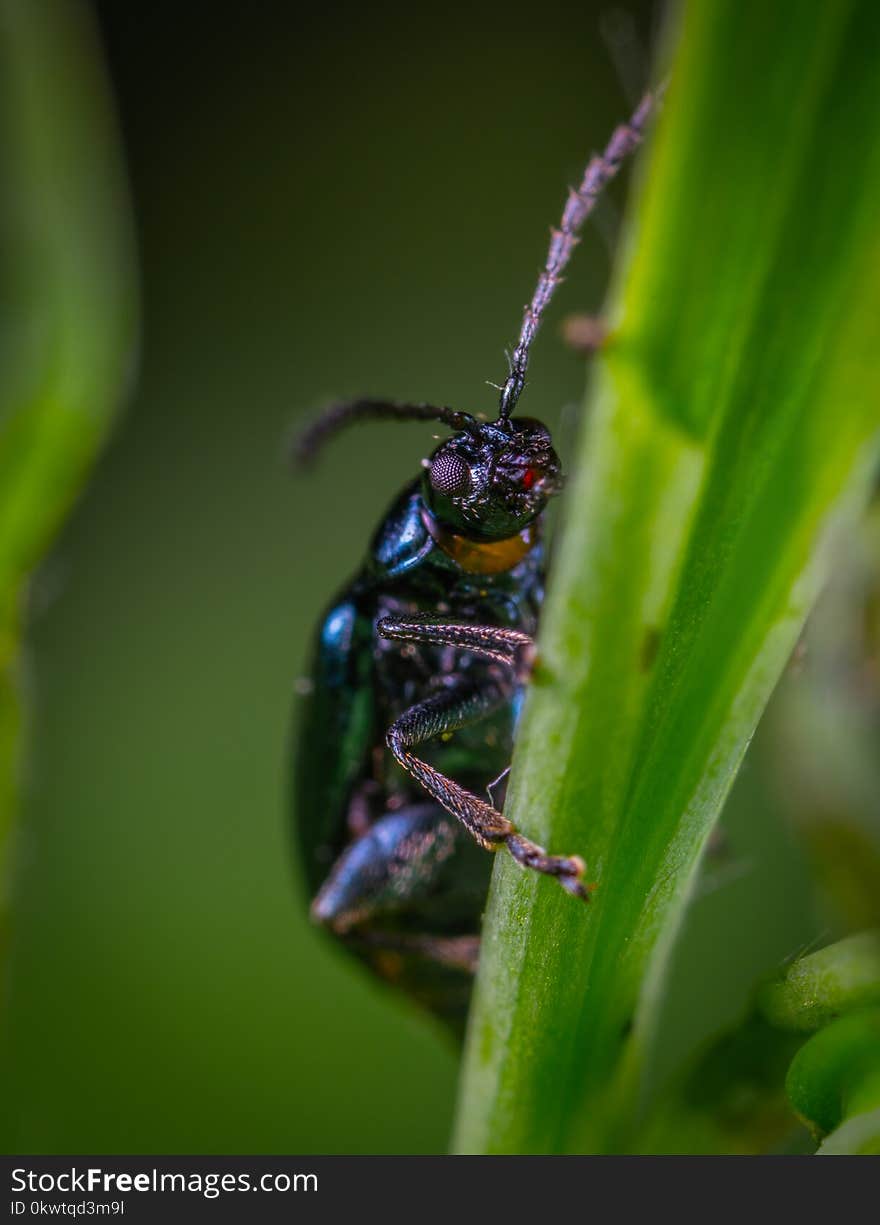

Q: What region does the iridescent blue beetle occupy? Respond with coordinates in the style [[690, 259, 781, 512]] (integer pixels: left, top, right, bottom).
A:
[[294, 91, 658, 1030]]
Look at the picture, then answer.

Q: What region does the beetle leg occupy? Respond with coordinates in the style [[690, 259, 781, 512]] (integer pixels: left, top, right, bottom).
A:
[[380, 655, 588, 900], [378, 612, 536, 681], [486, 765, 511, 808], [311, 803, 463, 934]]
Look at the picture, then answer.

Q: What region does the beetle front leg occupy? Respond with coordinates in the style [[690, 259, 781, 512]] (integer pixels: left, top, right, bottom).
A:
[[379, 619, 588, 900], [378, 612, 536, 680]]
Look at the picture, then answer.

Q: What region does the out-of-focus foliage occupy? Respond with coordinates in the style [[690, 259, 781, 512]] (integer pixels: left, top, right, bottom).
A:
[[0, 0, 136, 967], [638, 932, 880, 1153], [768, 501, 880, 930], [456, 0, 880, 1154], [787, 1010, 880, 1149], [759, 933, 880, 1033]]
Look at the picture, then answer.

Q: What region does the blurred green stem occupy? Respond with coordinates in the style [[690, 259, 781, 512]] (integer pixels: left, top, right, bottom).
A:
[[0, 0, 137, 979]]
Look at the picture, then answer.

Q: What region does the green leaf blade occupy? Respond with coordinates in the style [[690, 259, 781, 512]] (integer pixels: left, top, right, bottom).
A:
[[454, 0, 880, 1155]]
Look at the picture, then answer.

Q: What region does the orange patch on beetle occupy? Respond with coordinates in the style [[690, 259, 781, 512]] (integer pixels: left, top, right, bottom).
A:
[[421, 505, 537, 574]]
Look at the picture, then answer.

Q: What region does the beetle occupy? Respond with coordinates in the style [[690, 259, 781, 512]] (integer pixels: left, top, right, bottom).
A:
[[293, 89, 660, 1030]]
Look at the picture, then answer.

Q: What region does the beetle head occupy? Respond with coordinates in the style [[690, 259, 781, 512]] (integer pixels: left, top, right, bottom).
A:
[[423, 416, 563, 541]]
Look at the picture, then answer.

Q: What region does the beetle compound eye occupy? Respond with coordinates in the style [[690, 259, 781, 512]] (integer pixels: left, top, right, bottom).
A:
[[430, 451, 472, 498]]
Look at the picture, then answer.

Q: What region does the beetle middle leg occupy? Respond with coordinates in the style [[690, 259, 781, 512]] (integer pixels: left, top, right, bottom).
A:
[[311, 801, 486, 974], [379, 614, 589, 900], [311, 802, 461, 933]]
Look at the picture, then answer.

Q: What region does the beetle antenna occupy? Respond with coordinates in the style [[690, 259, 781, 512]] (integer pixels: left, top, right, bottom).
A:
[[291, 398, 480, 468], [497, 84, 665, 421]]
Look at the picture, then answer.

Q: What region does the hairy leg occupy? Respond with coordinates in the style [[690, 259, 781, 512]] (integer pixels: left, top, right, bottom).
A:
[[311, 803, 462, 934], [379, 616, 588, 900]]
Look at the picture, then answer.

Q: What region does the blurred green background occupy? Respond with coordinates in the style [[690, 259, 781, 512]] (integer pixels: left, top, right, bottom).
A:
[[1, 0, 859, 1153]]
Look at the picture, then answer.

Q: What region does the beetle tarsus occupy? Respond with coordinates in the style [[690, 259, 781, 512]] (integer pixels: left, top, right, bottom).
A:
[[506, 835, 590, 900]]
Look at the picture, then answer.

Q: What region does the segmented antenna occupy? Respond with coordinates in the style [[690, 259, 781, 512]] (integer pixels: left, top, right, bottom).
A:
[[497, 86, 662, 420], [292, 399, 479, 468]]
